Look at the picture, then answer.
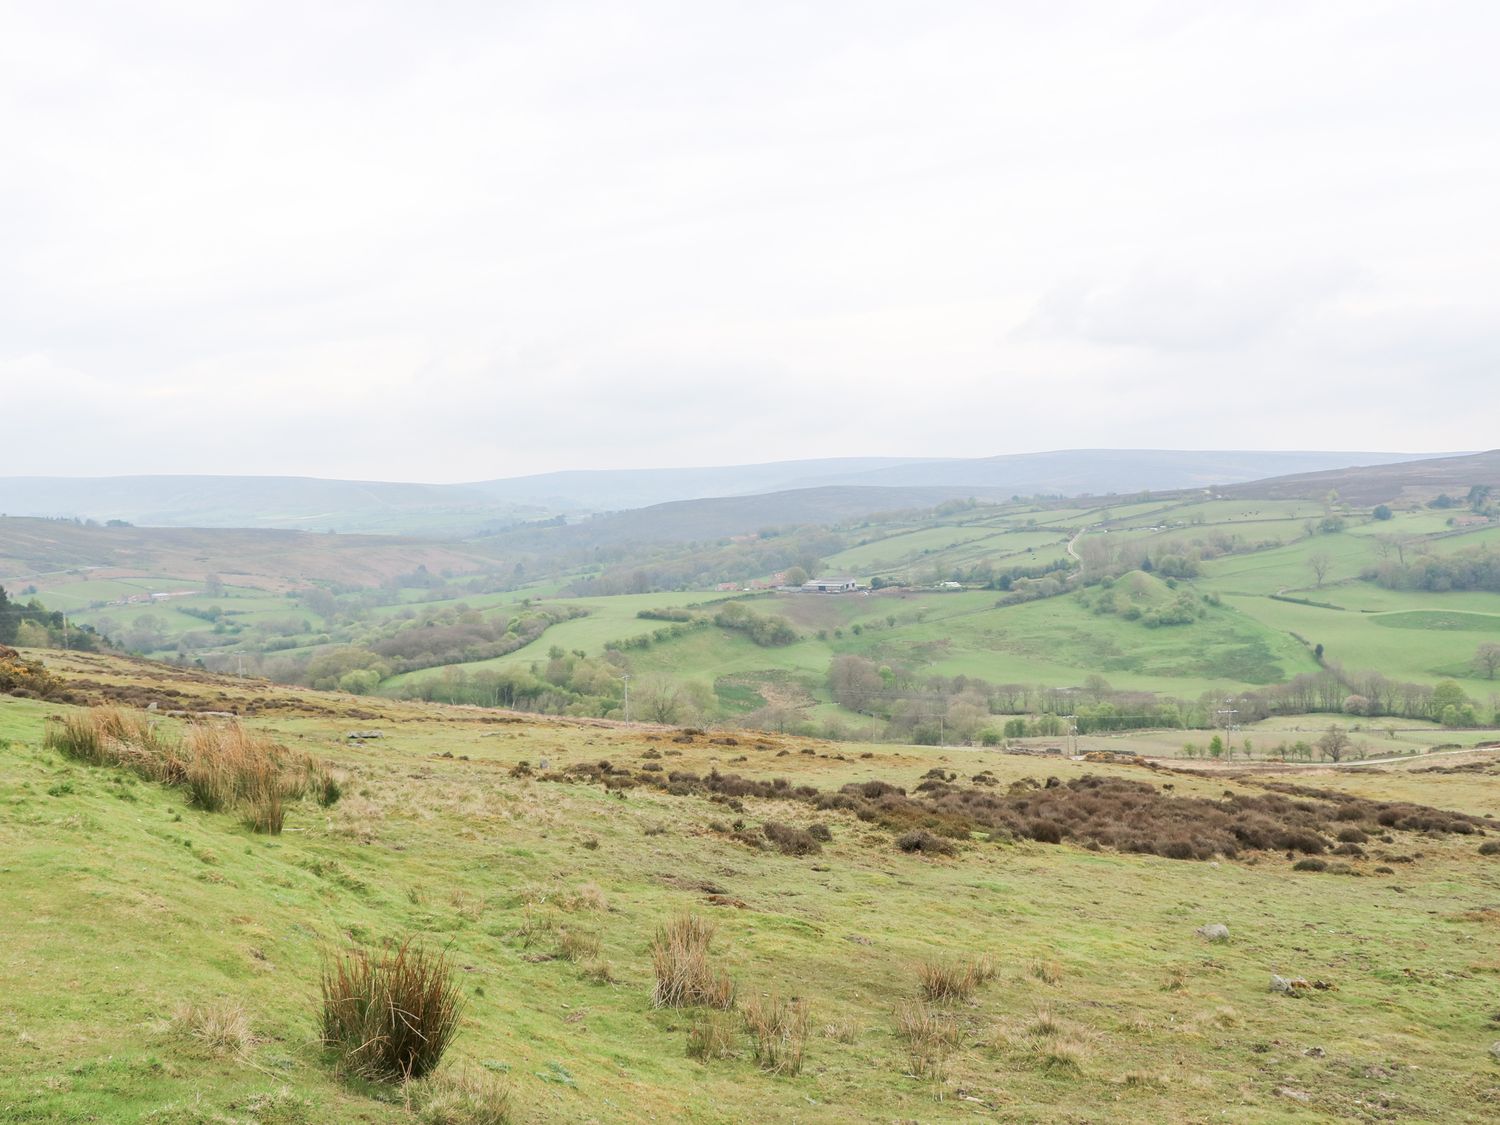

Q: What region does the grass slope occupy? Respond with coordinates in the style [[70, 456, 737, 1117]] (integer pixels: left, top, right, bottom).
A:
[[4, 655, 1500, 1121]]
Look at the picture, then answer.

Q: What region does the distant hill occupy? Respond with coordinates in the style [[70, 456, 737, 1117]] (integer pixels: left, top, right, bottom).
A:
[[0, 476, 537, 536], [1221, 450, 1500, 505], [0, 451, 1441, 533], [478, 485, 1021, 551], [0, 518, 497, 592]]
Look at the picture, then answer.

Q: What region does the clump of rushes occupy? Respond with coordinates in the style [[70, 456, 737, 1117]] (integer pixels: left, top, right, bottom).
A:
[[321, 939, 464, 1081], [742, 994, 809, 1075], [651, 914, 735, 1009]]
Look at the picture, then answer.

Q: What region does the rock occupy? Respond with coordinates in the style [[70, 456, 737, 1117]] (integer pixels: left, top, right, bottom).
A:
[[346, 730, 383, 740], [1270, 974, 1311, 995], [1196, 923, 1231, 943], [1304, 1046, 1325, 1058], [1275, 1087, 1312, 1103], [1490, 1041, 1500, 1061]]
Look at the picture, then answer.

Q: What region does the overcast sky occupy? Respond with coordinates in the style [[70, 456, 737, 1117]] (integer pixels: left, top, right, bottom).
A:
[[2, 1, 1496, 482]]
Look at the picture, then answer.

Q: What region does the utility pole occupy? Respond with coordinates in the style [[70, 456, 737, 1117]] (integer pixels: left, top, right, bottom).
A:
[[622, 674, 631, 723], [1216, 699, 1238, 735], [61, 614, 68, 651]]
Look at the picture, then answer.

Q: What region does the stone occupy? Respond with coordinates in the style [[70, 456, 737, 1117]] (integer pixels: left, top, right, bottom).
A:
[[1196, 923, 1231, 942]]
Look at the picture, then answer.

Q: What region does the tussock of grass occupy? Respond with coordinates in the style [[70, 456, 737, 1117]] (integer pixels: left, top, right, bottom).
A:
[[320, 939, 464, 1082], [917, 955, 993, 1003], [407, 1067, 511, 1124], [45, 708, 334, 833], [895, 1001, 960, 1080], [173, 1000, 253, 1056], [650, 914, 735, 1010], [1029, 958, 1064, 985], [557, 929, 601, 962], [741, 994, 809, 1075], [685, 1010, 737, 1061], [1034, 1035, 1089, 1074], [822, 1017, 859, 1043]]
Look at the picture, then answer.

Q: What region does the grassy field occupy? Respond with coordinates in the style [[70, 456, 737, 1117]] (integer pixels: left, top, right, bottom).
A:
[[9, 495, 1500, 736], [4, 651, 1500, 1122]]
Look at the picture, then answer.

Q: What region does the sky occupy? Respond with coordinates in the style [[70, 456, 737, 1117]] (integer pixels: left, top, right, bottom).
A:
[[2, 1, 1497, 482]]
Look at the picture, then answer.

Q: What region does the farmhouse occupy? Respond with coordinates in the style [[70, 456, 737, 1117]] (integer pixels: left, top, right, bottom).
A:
[[800, 576, 861, 593]]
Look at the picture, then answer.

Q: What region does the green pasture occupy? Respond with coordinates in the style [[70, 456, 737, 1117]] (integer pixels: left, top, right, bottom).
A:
[[5, 664, 1500, 1121], [1221, 594, 1499, 688]]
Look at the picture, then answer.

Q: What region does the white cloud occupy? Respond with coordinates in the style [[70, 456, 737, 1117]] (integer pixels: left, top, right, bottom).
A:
[[1, 0, 1496, 480]]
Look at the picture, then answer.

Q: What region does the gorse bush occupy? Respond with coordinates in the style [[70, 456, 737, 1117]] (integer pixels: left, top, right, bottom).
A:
[[320, 939, 464, 1081], [44, 707, 336, 834], [651, 914, 735, 1010]]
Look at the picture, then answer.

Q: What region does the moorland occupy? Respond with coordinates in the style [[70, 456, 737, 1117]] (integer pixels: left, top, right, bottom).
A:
[[3, 448, 1500, 1122]]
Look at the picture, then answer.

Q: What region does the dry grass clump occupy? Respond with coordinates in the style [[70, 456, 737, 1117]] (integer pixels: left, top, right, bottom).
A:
[[557, 929, 601, 962], [173, 999, 254, 1056], [1029, 958, 1064, 986], [1161, 965, 1188, 992], [685, 1010, 738, 1061], [321, 939, 464, 1081], [44, 708, 336, 835], [742, 994, 809, 1075], [917, 954, 994, 1003], [407, 1067, 511, 1125], [896, 1001, 961, 1080], [651, 914, 735, 1010], [514, 905, 557, 948], [822, 1017, 859, 1043]]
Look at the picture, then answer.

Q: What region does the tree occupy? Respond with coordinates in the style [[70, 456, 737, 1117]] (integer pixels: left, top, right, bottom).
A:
[[1372, 504, 1393, 521], [1476, 642, 1500, 680], [1307, 553, 1332, 587], [783, 566, 808, 587], [635, 674, 685, 724], [1317, 725, 1351, 762]]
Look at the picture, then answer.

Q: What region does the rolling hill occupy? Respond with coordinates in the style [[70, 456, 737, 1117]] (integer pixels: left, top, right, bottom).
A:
[[0, 449, 1441, 533]]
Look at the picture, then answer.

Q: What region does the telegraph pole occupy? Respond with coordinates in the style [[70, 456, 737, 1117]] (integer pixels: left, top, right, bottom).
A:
[[622, 674, 631, 723]]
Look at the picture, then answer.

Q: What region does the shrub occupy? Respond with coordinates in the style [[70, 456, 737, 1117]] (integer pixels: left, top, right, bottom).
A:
[[321, 939, 464, 1081], [1336, 827, 1369, 843], [1480, 841, 1500, 856], [742, 994, 809, 1075], [896, 830, 957, 856], [761, 821, 822, 856], [407, 1067, 511, 1125], [651, 914, 735, 1010], [1292, 858, 1328, 872], [807, 822, 833, 842]]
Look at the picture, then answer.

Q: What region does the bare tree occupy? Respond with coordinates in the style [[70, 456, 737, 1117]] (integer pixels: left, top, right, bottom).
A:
[[1317, 725, 1351, 763], [1307, 552, 1332, 587]]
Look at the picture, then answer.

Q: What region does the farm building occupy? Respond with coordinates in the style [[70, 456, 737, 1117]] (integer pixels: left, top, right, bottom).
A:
[[800, 577, 861, 593]]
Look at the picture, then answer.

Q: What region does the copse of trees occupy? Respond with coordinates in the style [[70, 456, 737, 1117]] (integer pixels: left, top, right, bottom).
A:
[[0, 586, 105, 651], [1363, 546, 1500, 593]]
